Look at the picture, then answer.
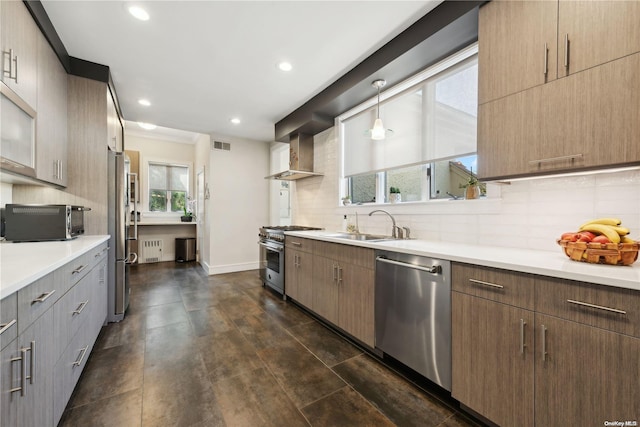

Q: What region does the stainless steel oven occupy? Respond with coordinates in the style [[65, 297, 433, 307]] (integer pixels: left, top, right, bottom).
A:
[[258, 226, 321, 299]]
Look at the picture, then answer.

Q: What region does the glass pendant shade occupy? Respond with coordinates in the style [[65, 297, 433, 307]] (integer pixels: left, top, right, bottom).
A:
[[371, 118, 386, 140]]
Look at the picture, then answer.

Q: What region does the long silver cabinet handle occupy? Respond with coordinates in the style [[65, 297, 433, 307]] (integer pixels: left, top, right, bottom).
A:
[[564, 33, 569, 69], [520, 319, 526, 355], [72, 265, 87, 275], [376, 257, 442, 274], [0, 319, 17, 335], [469, 278, 504, 289], [9, 352, 24, 395], [73, 300, 90, 316], [332, 264, 338, 282], [28, 341, 35, 384], [73, 345, 89, 367], [529, 153, 583, 165], [32, 290, 56, 304], [566, 299, 626, 315], [290, 241, 302, 246], [543, 42, 548, 77], [338, 266, 343, 284], [541, 325, 548, 362]]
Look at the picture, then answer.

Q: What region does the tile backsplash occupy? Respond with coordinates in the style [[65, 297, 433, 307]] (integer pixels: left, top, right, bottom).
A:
[[291, 127, 640, 252]]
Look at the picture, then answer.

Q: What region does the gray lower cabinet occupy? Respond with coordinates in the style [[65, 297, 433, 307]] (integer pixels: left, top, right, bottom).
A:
[[0, 241, 108, 427]]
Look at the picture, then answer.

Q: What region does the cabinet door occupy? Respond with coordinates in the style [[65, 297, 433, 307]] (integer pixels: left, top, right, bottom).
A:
[[539, 52, 640, 173], [337, 264, 374, 347], [478, 0, 557, 104], [1, 339, 19, 427], [18, 308, 54, 427], [535, 314, 640, 425], [311, 256, 339, 325], [0, 0, 38, 108], [35, 31, 68, 187], [285, 249, 298, 301], [452, 292, 534, 427], [296, 251, 314, 309], [477, 87, 542, 180], [558, 0, 640, 78]]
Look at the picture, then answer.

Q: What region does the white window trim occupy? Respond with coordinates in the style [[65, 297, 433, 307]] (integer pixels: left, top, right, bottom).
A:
[[337, 43, 479, 207]]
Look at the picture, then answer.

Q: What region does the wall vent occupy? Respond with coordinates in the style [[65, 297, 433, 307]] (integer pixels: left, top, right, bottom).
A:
[[141, 239, 163, 263], [211, 140, 231, 151]]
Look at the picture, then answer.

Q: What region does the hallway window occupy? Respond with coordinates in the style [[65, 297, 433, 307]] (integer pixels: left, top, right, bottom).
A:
[[148, 163, 190, 212]]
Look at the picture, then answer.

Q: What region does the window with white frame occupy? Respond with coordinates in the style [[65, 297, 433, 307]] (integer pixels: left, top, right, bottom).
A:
[[148, 162, 190, 212], [340, 44, 482, 203]]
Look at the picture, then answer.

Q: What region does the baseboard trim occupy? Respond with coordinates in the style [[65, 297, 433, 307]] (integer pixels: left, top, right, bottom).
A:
[[205, 261, 260, 275]]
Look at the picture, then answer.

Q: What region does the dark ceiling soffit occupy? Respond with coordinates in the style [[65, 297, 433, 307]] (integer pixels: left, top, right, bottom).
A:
[[274, 0, 485, 143], [24, 0, 71, 72], [24, 1, 124, 120]]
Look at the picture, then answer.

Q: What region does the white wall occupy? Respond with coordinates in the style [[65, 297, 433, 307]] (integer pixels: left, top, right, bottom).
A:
[[0, 182, 12, 206], [198, 134, 270, 274], [291, 127, 640, 253]]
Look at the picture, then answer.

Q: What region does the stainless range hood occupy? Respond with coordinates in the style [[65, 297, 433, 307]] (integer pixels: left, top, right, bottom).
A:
[[265, 133, 323, 180]]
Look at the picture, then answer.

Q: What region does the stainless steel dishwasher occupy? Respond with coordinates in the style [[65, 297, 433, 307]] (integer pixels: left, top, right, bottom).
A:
[[375, 250, 451, 391]]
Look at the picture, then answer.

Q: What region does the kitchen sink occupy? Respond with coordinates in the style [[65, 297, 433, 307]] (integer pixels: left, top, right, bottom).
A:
[[326, 232, 392, 241]]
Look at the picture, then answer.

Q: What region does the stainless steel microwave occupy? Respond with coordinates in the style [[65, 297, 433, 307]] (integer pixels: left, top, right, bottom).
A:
[[4, 204, 89, 242]]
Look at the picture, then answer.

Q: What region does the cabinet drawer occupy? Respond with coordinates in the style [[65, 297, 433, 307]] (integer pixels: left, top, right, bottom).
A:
[[53, 272, 95, 361], [285, 237, 313, 253], [62, 245, 103, 286], [313, 241, 374, 270], [452, 263, 535, 310], [536, 277, 640, 338], [53, 322, 95, 425], [17, 270, 61, 335], [0, 294, 18, 350]]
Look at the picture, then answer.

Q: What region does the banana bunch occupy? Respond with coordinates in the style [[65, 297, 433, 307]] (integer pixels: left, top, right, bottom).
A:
[[561, 217, 636, 244]]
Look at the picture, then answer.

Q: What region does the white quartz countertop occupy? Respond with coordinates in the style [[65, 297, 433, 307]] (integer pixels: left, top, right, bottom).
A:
[[0, 235, 110, 299], [285, 230, 640, 292]]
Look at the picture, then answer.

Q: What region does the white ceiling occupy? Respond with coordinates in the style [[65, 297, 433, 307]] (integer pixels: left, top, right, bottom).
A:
[[41, 1, 441, 143]]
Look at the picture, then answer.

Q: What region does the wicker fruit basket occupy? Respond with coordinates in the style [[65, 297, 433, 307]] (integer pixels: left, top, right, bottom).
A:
[[557, 240, 639, 266]]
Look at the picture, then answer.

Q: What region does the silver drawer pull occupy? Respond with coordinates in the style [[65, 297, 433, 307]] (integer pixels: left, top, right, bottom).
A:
[[72, 300, 89, 316], [0, 319, 17, 335], [541, 325, 548, 362], [469, 279, 504, 289], [520, 319, 526, 355], [32, 290, 56, 304], [528, 153, 583, 165], [9, 352, 24, 395], [290, 241, 302, 246], [72, 265, 87, 275], [566, 299, 626, 315], [73, 345, 89, 367]]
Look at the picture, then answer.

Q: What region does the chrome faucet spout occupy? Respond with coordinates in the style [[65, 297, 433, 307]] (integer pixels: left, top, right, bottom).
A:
[[368, 209, 398, 238]]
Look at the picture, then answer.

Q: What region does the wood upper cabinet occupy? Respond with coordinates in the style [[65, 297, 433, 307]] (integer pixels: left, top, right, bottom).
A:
[[535, 313, 640, 425], [107, 90, 122, 151], [452, 292, 534, 427], [0, 0, 38, 109], [557, 0, 640, 78], [479, 50, 640, 180], [479, 0, 640, 104], [478, 0, 557, 104], [35, 31, 68, 187]]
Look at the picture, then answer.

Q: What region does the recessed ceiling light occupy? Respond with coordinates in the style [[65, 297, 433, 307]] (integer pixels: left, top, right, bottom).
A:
[[128, 6, 149, 21], [138, 99, 151, 106], [137, 122, 156, 130], [230, 118, 241, 125], [278, 62, 293, 72]]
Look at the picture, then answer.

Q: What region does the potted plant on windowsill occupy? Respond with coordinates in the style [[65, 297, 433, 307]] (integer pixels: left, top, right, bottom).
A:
[[464, 167, 480, 200], [389, 187, 401, 203]]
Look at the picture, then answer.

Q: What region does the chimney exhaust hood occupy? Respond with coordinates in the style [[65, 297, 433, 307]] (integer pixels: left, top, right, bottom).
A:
[[265, 133, 323, 180]]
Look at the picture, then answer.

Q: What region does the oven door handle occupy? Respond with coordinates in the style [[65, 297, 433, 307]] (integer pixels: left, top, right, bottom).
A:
[[258, 241, 284, 252]]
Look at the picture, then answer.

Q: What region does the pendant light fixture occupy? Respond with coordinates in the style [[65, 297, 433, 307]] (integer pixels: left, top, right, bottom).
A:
[[369, 79, 393, 140]]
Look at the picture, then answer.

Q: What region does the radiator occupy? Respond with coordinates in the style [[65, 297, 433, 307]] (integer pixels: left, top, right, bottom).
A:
[[140, 239, 163, 263]]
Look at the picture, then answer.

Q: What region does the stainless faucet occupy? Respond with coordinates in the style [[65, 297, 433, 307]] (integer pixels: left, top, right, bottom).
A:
[[368, 209, 402, 239]]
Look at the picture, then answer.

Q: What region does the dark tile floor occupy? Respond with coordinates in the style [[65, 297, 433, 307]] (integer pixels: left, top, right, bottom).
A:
[[58, 262, 479, 427]]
